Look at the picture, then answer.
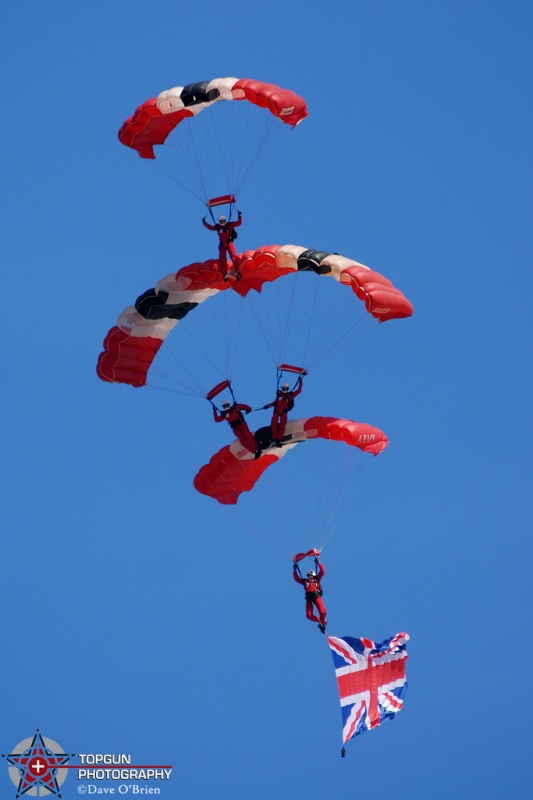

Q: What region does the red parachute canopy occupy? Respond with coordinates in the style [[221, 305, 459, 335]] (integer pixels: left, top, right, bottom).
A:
[[119, 77, 308, 159], [193, 416, 389, 505], [96, 245, 413, 388]]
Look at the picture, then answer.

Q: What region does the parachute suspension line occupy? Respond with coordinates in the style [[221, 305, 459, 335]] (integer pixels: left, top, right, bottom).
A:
[[305, 316, 379, 373], [167, 324, 223, 392], [259, 441, 319, 556], [149, 309, 230, 395], [320, 453, 375, 554], [122, 315, 207, 395], [276, 272, 301, 364], [158, 115, 216, 203], [300, 272, 322, 369], [232, 113, 280, 198], [208, 103, 235, 196], [225, 290, 245, 379], [145, 383, 204, 399], [159, 118, 211, 202], [238, 112, 295, 199], [179, 119, 212, 202], [152, 159, 207, 205], [319, 449, 359, 552], [247, 297, 282, 369], [288, 275, 369, 373], [227, 506, 292, 559]]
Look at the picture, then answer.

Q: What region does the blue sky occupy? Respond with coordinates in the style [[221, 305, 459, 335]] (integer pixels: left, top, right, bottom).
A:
[[2, 1, 532, 798]]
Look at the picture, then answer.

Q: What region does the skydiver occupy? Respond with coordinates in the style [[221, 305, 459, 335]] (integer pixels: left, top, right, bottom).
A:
[[263, 375, 303, 446], [293, 556, 327, 633], [202, 212, 243, 281], [213, 400, 262, 459]]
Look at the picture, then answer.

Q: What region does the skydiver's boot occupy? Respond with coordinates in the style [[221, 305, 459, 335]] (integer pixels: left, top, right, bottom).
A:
[[254, 449, 262, 459], [318, 622, 327, 634]]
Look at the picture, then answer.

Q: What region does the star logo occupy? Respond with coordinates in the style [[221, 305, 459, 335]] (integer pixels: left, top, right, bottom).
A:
[[2, 730, 73, 798]]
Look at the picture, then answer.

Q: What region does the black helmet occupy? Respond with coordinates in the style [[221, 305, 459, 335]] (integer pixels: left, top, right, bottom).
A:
[[222, 400, 231, 409]]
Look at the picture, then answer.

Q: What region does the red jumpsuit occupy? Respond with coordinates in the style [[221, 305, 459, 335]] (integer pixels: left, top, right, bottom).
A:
[[213, 403, 258, 455], [264, 380, 302, 442], [293, 561, 327, 626], [202, 215, 243, 277]]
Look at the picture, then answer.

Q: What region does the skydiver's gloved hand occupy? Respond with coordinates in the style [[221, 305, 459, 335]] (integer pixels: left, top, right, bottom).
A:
[[262, 405, 269, 410], [202, 216, 207, 222], [293, 562, 298, 569], [238, 211, 242, 218], [298, 376, 303, 383]]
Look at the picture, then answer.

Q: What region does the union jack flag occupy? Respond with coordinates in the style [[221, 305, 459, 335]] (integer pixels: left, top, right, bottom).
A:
[[327, 632, 409, 743]]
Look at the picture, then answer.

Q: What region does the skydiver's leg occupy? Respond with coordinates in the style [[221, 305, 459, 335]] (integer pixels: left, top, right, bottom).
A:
[[277, 412, 288, 441], [305, 601, 321, 623], [226, 242, 241, 279], [227, 241, 237, 266], [315, 597, 327, 625], [234, 424, 259, 455], [271, 412, 280, 441], [218, 245, 229, 277], [241, 421, 259, 453]]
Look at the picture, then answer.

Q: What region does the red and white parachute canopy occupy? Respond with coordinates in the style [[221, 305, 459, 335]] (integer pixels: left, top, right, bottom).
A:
[[119, 77, 308, 160], [193, 416, 389, 505], [96, 245, 413, 388]]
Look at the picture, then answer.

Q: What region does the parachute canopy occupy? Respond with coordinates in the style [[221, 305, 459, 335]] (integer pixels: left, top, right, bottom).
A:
[[119, 77, 308, 160], [193, 416, 389, 505], [96, 244, 413, 388], [328, 632, 409, 744]]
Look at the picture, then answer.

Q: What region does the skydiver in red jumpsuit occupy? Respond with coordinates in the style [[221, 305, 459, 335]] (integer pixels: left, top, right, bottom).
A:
[[293, 557, 327, 633], [202, 212, 243, 280], [263, 376, 303, 446], [213, 400, 261, 458]]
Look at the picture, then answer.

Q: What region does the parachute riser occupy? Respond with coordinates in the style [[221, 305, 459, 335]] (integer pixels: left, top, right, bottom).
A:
[[207, 194, 236, 224], [277, 363, 307, 392]]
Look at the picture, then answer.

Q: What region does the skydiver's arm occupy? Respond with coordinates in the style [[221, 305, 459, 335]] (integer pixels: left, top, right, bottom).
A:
[[203, 218, 217, 231], [213, 409, 225, 422], [293, 567, 304, 585], [292, 380, 303, 399], [316, 561, 325, 581], [262, 400, 275, 409], [233, 214, 243, 228], [237, 404, 252, 414]]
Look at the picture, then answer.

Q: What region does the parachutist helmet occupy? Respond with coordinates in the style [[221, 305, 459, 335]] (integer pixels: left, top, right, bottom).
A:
[[307, 570, 316, 578], [281, 383, 289, 391], [218, 215, 227, 224], [222, 401, 231, 409]]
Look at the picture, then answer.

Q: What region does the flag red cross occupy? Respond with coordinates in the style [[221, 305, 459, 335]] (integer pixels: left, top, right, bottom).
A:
[[337, 653, 407, 728]]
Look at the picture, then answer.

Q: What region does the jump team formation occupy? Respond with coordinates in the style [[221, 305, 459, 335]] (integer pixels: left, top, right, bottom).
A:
[[97, 77, 414, 752]]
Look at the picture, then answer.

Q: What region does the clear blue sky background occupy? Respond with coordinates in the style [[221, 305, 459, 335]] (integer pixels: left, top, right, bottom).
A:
[[2, 1, 532, 798]]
